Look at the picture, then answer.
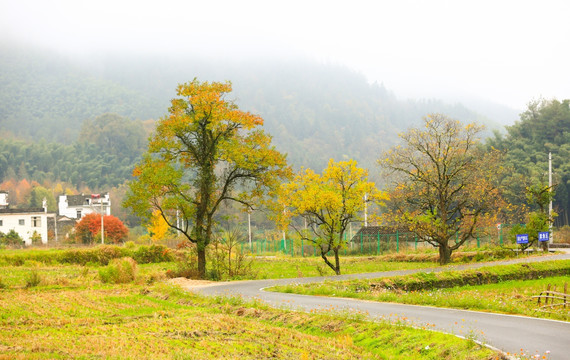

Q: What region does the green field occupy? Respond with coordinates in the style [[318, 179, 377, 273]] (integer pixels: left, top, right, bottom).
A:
[[251, 255, 439, 278], [0, 248, 503, 359]]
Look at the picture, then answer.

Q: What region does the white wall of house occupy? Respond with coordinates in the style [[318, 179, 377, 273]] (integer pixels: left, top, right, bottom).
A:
[[0, 192, 8, 207], [58, 193, 111, 219], [0, 211, 50, 245], [58, 195, 87, 218]]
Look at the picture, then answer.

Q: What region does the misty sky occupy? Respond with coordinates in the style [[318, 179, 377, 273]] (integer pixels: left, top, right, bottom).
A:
[[1, 0, 569, 110]]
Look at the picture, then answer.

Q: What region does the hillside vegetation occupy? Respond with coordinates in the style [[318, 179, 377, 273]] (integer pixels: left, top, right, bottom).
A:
[[1, 43, 496, 175], [4, 43, 569, 228], [487, 99, 570, 225]]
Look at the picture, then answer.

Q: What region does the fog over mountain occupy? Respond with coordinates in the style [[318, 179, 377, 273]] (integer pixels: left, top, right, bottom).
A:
[[0, 41, 516, 175], [2, 1, 568, 111], [2, 0, 569, 179], [1, 1, 569, 225]]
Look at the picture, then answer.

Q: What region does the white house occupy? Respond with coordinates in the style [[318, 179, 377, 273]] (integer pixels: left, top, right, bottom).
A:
[[58, 193, 111, 219], [0, 191, 8, 208], [0, 207, 52, 245]]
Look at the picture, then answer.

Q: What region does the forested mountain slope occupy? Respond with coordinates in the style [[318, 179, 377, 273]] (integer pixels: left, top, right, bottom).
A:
[[0, 44, 161, 143], [487, 99, 570, 226], [1, 43, 502, 185], [89, 55, 499, 171]]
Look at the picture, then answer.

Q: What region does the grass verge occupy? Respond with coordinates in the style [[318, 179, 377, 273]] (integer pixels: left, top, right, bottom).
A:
[[0, 263, 501, 359], [270, 260, 570, 321]]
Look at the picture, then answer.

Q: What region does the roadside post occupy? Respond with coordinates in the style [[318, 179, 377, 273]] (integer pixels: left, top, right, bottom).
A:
[[497, 223, 503, 245], [539, 231, 550, 252], [516, 234, 529, 255]]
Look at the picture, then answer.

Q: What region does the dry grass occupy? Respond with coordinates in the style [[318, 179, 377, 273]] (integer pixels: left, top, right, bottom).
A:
[[0, 261, 499, 359]]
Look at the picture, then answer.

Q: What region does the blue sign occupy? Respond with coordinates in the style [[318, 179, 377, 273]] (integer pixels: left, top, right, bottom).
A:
[[516, 234, 529, 244], [538, 232, 550, 242]]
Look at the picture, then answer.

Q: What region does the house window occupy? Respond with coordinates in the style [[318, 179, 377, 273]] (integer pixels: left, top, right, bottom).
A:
[[32, 216, 41, 227], [0, 220, 2, 226], [77, 210, 82, 219], [19, 219, 25, 226]]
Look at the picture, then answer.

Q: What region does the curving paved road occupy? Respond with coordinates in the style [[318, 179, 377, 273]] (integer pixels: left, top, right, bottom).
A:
[[192, 254, 570, 359]]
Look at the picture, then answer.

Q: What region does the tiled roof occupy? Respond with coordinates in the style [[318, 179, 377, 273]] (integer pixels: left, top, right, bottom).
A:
[[65, 195, 92, 207], [0, 208, 45, 214], [65, 194, 108, 207]]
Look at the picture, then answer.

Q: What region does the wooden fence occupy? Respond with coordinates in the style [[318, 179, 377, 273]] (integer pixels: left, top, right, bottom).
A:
[[533, 283, 568, 312]]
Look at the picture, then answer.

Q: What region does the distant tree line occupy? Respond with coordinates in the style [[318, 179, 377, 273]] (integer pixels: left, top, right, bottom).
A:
[[0, 113, 146, 190], [487, 99, 570, 226]]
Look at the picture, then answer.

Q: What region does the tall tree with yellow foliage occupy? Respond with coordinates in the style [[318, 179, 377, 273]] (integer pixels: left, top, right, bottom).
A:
[[125, 79, 289, 278]]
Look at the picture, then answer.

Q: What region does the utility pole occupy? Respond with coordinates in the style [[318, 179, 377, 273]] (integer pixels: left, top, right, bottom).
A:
[[282, 208, 286, 250], [89, 194, 105, 244], [100, 195, 104, 244], [176, 209, 180, 236], [364, 193, 368, 227], [248, 209, 252, 247], [549, 152, 553, 244], [349, 222, 353, 249]]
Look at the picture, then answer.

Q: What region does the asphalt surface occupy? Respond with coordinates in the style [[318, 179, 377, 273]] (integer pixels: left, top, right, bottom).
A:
[[193, 253, 570, 359]]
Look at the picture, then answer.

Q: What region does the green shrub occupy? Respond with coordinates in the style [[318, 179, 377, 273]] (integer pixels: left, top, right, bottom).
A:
[[133, 244, 173, 264], [30, 231, 43, 246], [97, 245, 128, 265], [166, 253, 199, 279], [25, 269, 42, 288], [55, 246, 128, 266], [57, 248, 97, 265], [1, 245, 169, 267], [98, 265, 119, 283], [124, 241, 136, 250], [27, 251, 57, 265], [99, 257, 138, 284], [0, 276, 6, 289], [366, 260, 570, 291], [375, 248, 518, 263], [0, 229, 24, 247], [208, 231, 255, 280]]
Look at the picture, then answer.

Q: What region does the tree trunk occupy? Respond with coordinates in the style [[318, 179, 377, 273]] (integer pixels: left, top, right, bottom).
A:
[[334, 248, 341, 275], [321, 253, 335, 274], [197, 247, 207, 279], [438, 244, 452, 265]]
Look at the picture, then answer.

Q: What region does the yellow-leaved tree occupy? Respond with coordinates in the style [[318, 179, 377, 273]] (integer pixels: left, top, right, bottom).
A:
[[124, 79, 290, 278], [276, 159, 386, 275], [147, 209, 170, 242]]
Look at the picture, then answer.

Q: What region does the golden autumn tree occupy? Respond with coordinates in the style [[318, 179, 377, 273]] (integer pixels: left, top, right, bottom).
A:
[[380, 114, 504, 264], [124, 79, 289, 278], [277, 159, 385, 275], [147, 209, 170, 242]]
